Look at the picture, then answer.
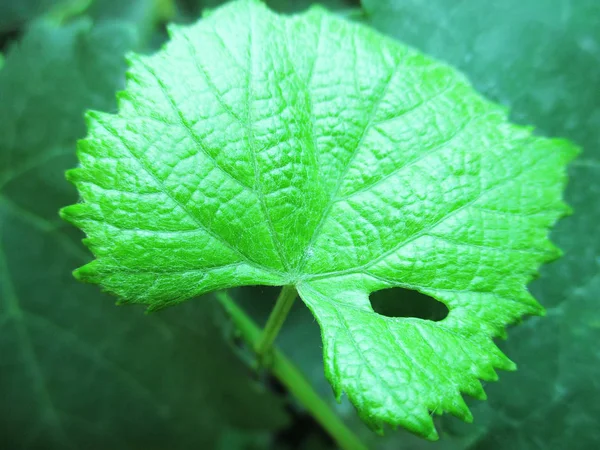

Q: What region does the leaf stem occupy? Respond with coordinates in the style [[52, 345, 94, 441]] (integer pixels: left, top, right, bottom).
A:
[[216, 291, 367, 450], [255, 284, 297, 359]]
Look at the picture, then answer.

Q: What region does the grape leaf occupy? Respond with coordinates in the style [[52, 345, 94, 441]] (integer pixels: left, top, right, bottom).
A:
[[61, 0, 577, 440], [0, 16, 288, 449]]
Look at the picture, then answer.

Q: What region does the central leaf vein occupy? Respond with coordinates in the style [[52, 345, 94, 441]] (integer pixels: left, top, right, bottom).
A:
[[297, 51, 404, 272], [246, 7, 290, 271]]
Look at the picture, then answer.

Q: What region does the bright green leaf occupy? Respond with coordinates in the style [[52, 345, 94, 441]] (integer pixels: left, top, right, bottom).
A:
[[61, 0, 577, 439]]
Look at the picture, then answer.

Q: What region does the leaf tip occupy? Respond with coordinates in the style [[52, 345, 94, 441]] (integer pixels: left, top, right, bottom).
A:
[[59, 204, 80, 225], [166, 23, 182, 38], [478, 389, 488, 401], [560, 139, 583, 162], [83, 109, 108, 131], [64, 167, 82, 185], [124, 51, 142, 66], [463, 411, 474, 424], [59, 203, 97, 227], [330, 380, 343, 403], [423, 426, 440, 441], [73, 262, 99, 283], [536, 304, 547, 317]]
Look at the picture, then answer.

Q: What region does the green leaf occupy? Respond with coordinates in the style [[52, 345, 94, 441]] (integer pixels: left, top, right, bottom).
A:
[[0, 0, 57, 31], [61, 0, 577, 440], [88, 0, 176, 43], [175, 0, 356, 19], [0, 0, 92, 32], [0, 16, 288, 449]]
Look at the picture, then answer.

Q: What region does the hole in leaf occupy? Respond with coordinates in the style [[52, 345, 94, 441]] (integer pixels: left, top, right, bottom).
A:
[[369, 287, 449, 321]]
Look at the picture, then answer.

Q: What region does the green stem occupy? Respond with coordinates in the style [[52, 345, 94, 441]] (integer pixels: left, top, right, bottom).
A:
[[255, 285, 297, 358], [216, 290, 367, 450]]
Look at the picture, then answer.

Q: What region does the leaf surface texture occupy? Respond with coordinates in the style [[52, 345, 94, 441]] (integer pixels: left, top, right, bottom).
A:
[[62, 0, 576, 439]]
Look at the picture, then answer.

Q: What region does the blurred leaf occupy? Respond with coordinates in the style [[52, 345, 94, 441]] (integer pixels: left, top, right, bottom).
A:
[[261, 0, 357, 13], [0, 0, 57, 31], [0, 0, 97, 33], [88, 0, 176, 42], [0, 0, 171, 50], [175, 0, 358, 21], [0, 17, 288, 450], [361, 0, 600, 448]]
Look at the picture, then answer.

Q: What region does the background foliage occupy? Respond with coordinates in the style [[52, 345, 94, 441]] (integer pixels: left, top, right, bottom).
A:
[[0, 0, 597, 449]]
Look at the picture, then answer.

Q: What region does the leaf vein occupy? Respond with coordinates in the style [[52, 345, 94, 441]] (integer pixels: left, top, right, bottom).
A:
[[97, 119, 270, 272]]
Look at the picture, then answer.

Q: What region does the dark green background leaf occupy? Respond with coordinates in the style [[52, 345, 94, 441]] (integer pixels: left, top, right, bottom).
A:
[[354, 0, 599, 447], [1, 0, 597, 448], [0, 0, 57, 32], [0, 13, 288, 450]]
